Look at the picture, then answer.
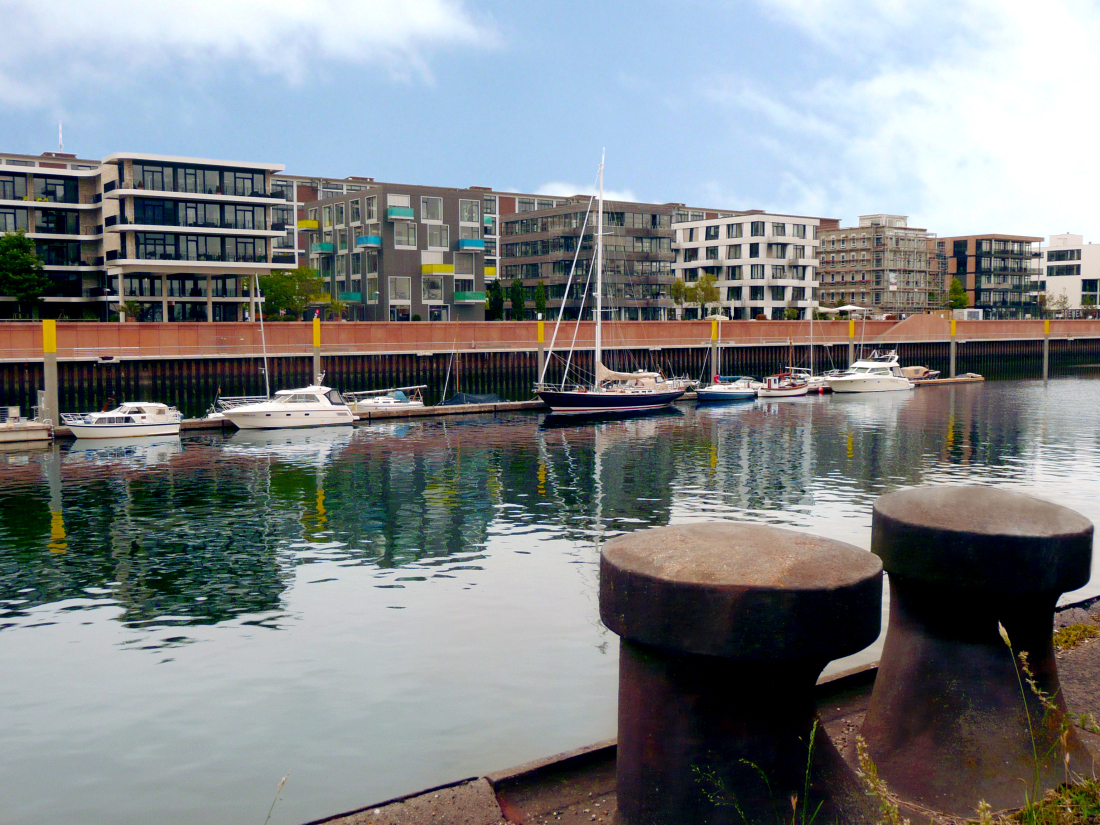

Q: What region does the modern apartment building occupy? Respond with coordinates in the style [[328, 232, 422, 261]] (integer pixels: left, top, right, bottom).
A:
[[817, 215, 941, 315], [671, 212, 821, 320], [499, 199, 677, 320], [1037, 233, 1100, 315], [941, 233, 1042, 319], [0, 149, 295, 320], [301, 183, 498, 321]]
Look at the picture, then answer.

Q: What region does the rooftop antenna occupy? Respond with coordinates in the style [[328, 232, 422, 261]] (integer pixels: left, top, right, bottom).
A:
[[58, 121, 63, 153]]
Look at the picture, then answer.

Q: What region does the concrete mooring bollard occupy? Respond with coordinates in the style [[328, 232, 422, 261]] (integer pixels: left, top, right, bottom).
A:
[[860, 486, 1094, 816], [601, 523, 883, 825]]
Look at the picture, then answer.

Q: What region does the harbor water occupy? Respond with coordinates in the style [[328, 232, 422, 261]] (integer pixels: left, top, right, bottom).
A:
[[2, 378, 1100, 825]]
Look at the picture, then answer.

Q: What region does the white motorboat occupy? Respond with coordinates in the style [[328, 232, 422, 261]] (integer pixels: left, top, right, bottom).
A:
[[756, 374, 810, 398], [826, 351, 915, 393], [344, 385, 426, 412], [785, 367, 831, 394], [695, 375, 759, 402], [222, 382, 355, 430], [60, 402, 182, 439]]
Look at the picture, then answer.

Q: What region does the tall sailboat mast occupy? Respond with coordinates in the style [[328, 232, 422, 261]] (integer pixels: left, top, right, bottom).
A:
[[594, 150, 604, 381]]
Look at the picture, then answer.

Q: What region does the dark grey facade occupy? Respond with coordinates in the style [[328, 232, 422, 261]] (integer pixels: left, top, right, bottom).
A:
[[499, 200, 676, 320]]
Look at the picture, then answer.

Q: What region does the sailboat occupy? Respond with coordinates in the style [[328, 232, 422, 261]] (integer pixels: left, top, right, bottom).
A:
[[535, 154, 686, 415]]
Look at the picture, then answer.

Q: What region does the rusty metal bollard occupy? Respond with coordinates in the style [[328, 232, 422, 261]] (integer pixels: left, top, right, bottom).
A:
[[860, 486, 1094, 816], [601, 523, 883, 825]]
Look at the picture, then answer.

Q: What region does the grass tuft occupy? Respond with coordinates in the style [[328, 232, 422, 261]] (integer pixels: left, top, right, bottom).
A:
[[1053, 625, 1100, 653]]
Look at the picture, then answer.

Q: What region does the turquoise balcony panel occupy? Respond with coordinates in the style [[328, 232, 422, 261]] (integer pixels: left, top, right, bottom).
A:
[[311, 242, 334, 253], [339, 292, 362, 302], [454, 291, 486, 302], [458, 239, 485, 252], [387, 206, 414, 220], [356, 235, 382, 248]]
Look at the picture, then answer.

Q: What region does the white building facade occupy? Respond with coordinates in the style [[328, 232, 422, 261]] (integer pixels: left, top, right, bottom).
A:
[[671, 213, 820, 319], [1038, 233, 1100, 315]]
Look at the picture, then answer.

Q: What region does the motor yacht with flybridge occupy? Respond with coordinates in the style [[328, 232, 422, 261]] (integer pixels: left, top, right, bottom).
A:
[[61, 402, 183, 439], [221, 375, 355, 429], [825, 350, 914, 393]]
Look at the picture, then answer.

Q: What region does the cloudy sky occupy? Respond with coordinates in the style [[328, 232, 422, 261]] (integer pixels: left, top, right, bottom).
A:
[[0, 0, 1092, 238]]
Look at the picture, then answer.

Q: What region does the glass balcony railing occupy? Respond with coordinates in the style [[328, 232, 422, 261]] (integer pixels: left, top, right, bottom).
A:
[[454, 291, 486, 302], [356, 235, 382, 248], [387, 206, 414, 220], [458, 239, 485, 251], [312, 242, 334, 253]]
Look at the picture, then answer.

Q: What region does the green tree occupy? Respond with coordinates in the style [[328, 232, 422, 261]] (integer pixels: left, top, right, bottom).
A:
[[509, 278, 526, 320], [948, 277, 969, 310], [784, 307, 801, 320], [0, 230, 49, 317], [693, 272, 720, 316], [259, 266, 323, 319], [669, 278, 690, 314], [324, 296, 348, 320], [533, 280, 547, 319], [486, 279, 505, 320], [119, 300, 144, 321]]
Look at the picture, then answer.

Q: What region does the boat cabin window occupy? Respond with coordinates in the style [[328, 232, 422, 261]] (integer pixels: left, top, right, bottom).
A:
[[326, 390, 344, 405], [279, 393, 321, 404], [121, 406, 146, 415]]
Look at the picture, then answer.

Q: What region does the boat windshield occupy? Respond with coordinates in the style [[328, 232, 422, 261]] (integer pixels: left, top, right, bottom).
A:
[[278, 393, 323, 404], [326, 390, 344, 405]]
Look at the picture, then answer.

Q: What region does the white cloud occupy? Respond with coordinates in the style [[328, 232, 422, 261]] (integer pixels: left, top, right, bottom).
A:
[[716, 0, 1100, 237], [536, 181, 640, 204], [0, 0, 495, 106]]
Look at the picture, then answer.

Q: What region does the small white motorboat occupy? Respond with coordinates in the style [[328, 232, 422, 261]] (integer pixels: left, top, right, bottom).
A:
[[695, 375, 758, 403], [344, 385, 426, 413], [222, 382, 355, 430], [60, 402, 182, 439], [827, 351, 915, 393], [756, 374, 810, 398]]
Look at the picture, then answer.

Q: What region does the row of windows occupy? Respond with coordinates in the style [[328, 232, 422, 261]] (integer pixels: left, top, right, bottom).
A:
[[501, 260, 673, 280], [1047, 264, 1082, 277], [131, 163, 273, 198], [822, 234, 927, 250], [682, 221, 810, 242], [502, 211, 672, 236], [1048, 249, 1082, 262], [681, 243, 807, 262], [501, 235, 671, 258], [133, 232, 268, 262], [124, 274, 251, 298], [681, 264, 812, 281], [0, 173, 79, 203], [723, 286, 807, 302], [134, 198, 269, 230]]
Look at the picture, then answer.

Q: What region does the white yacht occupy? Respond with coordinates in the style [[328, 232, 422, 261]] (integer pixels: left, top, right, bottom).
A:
[[344, 386, 426, 413], [61, 403, 182, 439], [826, 351, 915, 393], [222, 383, 355, 429], [695, 376, 759, 402]]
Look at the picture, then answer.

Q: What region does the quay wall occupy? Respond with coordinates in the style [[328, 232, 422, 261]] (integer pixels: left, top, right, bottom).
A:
[[1, 320, 1100, 418]]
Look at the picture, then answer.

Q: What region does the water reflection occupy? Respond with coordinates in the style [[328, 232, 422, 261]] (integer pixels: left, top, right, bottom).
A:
[[2, 381, 1098, 638]]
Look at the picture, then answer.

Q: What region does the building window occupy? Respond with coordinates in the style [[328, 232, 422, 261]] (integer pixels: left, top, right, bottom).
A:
[[1048, 249, 1082, 262], [683, 248, 699, 263], [460, 199, 480, 223], [792, 224, 806, 239], [427, 224, 450, 248], [750, 286, 764, 301], [394, 222, 417, 248], [726, 223, 742, 239], [1048, 264, 1081, 277], [749, 243, 760, 258], [422, 276, 444, 302], [750, 221, 765, 237], [772, 223, 786, 236], [364, 196, 377, 222], [389, 276, 411, 301], [387, 193, 411, 208], [705, 246, 719, 260], [770, 285, 786, 301], [455, 253, 474, 275], [483, 195, 497, 215], [727, 265, 742, 280], [751, 264, 764, 279], [772, 265, 786, 278], [390, 305, 410, 321], [421, 196, 443, 222], [366, 276, 379, 303], [518, 198, 535, 212], [705, 225, 719, 241], [727, 245, 741, 259], [0, 174, 28, 200], [351, 253, 362, 275], [0, 207, 28, 232], [323, 206, 333, 227], [460, 225, 480, 240], [727, 286, 742, 301], [335, 202, 344, 226], [338, 229, 348, 251], [350, 199, 361, 223]]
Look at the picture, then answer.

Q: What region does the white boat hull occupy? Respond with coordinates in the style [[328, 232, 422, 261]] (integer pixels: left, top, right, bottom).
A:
[[67, 422, 181, 439], [224, 407, 355, 429], [0, 423, 52, 443], [757, 385, 810, 398], [827, 377, 913, 393]]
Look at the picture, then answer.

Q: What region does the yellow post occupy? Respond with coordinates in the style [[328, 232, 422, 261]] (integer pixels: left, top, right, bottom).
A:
[[312, 316, 321, 382], [847, 318, 856, 367], [950, 319, 957, 337], [848, 319, 855, 338], [1043, 318, 1050, 380], [710, 318, 719, 380], [42, 319, 58, 425], [1044, 318, 1050, 336], [537, 316, 546, 384], [950, 318, 957, 377], [711, 318, 718, 342]]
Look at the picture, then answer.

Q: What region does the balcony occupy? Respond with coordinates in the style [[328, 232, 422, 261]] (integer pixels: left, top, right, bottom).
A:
[[298, 218, 319, 230], [356, 235, 382, 248], [387, 206, 414, 221], [483, 215, 494, 225], [458, 239, 485, 252], [454, 291, 486, 302], [339, 291, 362, 302], [311, 242, 334, 253], [272, 253, 297, 264]]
